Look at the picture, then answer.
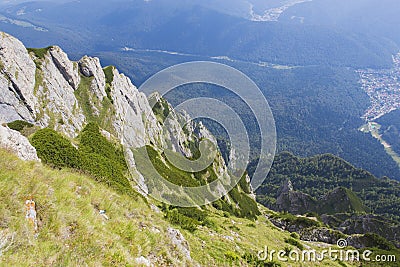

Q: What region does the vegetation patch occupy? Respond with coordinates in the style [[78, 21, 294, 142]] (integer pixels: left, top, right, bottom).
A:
[[103, 66, 114, 103], [284, 237, 304, 250], [31, 128, 81, 169], [74, 75, 96, 121], [0, 59, 4, 71], [74, 75, 116, 133], [151, 97, 170, 123], [362, 233, 395, 251], [27, 47, 52, 60], [30, 124, 135, 197], [7, 120, 33, 132]]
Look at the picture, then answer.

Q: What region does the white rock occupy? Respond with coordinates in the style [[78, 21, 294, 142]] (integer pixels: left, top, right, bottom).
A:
[[0, 125, 39, 161], [36, 52, 85, 137], [78, 56, 106, 100], [135, 256, 151, 267], [167, 227, 191, 260], [49, 46, 80, 90], [0, 32, 36, 122]]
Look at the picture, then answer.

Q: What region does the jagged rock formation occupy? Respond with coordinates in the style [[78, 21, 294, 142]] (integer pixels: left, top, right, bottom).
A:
[[0, 32, 257, 218], [274, 179, 368, 215], [0, 31, 202, 155], [0, 32, 36, 123], [322, 213, 400, 248], [275, 179, 317, 214]]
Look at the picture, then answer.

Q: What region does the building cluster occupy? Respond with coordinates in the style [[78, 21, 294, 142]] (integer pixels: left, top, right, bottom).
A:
[[357, 53, 400, 121]]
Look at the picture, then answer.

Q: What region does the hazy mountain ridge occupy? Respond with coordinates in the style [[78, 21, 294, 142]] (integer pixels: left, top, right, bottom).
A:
[[0, 0, 397, 68]]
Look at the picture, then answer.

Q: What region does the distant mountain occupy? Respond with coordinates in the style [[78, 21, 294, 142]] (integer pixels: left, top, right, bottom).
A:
[[280, 0, 400, 46], [0, 0, 397, 68], [273, 179, 369, 215]]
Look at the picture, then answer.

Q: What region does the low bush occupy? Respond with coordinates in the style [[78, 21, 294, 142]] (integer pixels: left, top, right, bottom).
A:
[[224, 251, 240, 263], [31, 128, 81, 169], [164, 208, 198, 232], [290, 232, 300, 239], [7, 120, 33, 132], [31, 124, 135, 197], [284, 237, 304, 250], [363, 233, 395, 251]]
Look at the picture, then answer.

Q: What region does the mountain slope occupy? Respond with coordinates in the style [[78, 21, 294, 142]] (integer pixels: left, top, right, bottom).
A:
[[257, 152, 400, 221], [0, 148, 355, 266]]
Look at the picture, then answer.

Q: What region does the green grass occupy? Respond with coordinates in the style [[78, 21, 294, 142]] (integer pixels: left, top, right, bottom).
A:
[[0, 149, 183, 266], [74, 74, 116, 133], [74, 75, 96, 121], [27, 47, 52, 60], [0, 149, 390, 266], [103, 66, 114, 103], [103, 66, 114, 85]]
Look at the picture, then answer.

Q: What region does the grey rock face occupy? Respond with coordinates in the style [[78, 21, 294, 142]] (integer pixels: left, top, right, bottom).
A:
[[0, 104, 23, 123], [48, 46, 80, 90], [35, 52, 85, 137], [299, 227, 344, 245], [112, 69, 163, 148], [274, 179, 317, 214], [0, 125, 39, 161], [0, 32, 36, 122]]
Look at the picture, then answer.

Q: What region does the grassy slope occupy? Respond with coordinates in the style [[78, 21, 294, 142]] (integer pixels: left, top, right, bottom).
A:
[[0, 149, 358, 266]]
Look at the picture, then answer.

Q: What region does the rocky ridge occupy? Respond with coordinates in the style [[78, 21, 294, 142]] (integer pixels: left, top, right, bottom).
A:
[[0, 31, 251, 213]]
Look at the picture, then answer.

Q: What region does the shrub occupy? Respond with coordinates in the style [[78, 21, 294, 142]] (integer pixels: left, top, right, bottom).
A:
[[228, 187, 260, 220], [7, 120, 33, 132], [363, 233, 395, 251], [246, 223, 256, 228], [31, 124, 136, 197], [164, 209, 198, 232], [284, 237, 304, 250], [290, 232, 300, 239], [79, 153, 131, 195], [31, 128, 81, 169], [174, 207, 208, 222], [79, 122, 126, 167]]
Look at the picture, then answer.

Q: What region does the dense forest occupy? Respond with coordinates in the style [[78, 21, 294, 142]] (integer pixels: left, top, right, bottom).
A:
[[97, 51, 400, 181], [256, 152, 400, 221]]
